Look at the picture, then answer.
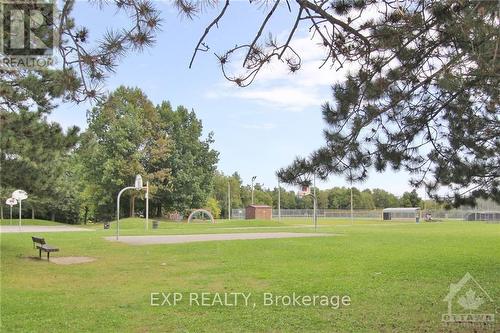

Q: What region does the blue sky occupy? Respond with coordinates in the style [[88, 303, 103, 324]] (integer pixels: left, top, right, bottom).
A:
[[48, 1, 421, 196]]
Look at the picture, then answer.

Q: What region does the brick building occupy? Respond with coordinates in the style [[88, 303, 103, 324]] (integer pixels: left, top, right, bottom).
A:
[[245, 205, 272, 220]]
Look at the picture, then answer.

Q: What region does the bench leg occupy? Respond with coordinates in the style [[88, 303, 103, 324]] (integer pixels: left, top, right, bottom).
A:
[[47, 252, 50, 261], [39, 248, 42, 259]]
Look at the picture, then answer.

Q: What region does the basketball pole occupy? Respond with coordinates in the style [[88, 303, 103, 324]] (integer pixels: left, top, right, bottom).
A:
[[117, 186, 136, 240], [296, 175, 317, 231], [19, 200, 21, 230]]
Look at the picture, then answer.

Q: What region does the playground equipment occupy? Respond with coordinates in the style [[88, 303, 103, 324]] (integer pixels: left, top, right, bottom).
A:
[[187, 209, 215, 224]]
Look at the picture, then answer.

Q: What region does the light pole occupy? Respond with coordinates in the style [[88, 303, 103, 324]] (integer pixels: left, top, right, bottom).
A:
[[116, 175, 149, 240], [5, 198, 17, 225], [145, 181, 149, 230], [278, 179, 281, 222], [227, 181, 231, 220], [350, 184, 354, 226], [313, 174, 317, 231], [251, 176, 257, 204], [12, 190, 27, 229]]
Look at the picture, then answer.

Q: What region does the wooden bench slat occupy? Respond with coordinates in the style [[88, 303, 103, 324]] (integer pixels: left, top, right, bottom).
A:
[[36, 245, 59, 252], [32, 236, 46, 245]]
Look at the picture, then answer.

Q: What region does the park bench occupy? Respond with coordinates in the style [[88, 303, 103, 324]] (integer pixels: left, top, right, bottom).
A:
[[31, 236, 59, 261]]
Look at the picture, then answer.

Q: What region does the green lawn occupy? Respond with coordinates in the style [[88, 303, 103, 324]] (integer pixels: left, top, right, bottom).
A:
[[1, 218, 499, 332]]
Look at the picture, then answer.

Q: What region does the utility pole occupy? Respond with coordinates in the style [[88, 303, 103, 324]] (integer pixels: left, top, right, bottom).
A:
[[350, 184, 354, 225], [228, 181, 231, 220], [278, 179, 281, 222], [251, 176, 257, 204], [313, 174, 317, 231], [145, 181, 149, 231]]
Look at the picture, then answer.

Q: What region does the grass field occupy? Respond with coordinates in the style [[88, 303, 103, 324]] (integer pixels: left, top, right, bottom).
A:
[[1, 218, 499, 332], [0, 218, 64, 226]]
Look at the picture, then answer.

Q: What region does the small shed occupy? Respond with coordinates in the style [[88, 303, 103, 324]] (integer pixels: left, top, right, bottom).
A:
[[383, 207, 420, 220], [245, 205, 272, 220]]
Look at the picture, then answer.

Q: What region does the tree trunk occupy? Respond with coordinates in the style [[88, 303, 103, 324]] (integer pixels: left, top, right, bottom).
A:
[[83, 206, 89, 225], [0, 205, 3, 220], [31, 207, 35, 219], [130, 194, 136, 217], [157, 204, 160, 218], [51, 212, 55, 221]]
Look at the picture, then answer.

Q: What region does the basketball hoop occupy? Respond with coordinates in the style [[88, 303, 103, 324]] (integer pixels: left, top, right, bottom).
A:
[[297, 185, 310, 198]]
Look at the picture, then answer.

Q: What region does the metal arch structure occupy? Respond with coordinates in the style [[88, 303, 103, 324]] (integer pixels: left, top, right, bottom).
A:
[[187, 209, 215, 224]]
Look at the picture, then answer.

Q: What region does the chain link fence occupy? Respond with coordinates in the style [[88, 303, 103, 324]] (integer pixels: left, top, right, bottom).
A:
[[230, 208, 500, 221], [231, 209, 381, 219]]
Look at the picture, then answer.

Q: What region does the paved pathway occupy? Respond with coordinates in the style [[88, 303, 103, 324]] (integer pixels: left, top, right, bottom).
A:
[[105, 232, 334, 245], [0, 225, 93, 233]]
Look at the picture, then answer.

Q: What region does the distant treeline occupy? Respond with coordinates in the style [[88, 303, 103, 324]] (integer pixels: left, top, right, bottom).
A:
[[209, 171, 441, 219]]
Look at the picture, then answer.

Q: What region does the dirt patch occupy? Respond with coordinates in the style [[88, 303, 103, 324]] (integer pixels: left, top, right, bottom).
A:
[[50, 257, 96, 265]]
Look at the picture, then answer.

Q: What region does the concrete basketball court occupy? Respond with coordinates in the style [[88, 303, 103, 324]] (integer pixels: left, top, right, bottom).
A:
[[105, 232, 334, 245], [0, 225, 93, 233]]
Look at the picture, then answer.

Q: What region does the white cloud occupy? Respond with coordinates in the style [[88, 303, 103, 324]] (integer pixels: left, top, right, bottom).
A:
[[203, 29, 357, 112], [242, 122, 276, 130], [234, 86, 322, 111], [204, 85, 323, 111]]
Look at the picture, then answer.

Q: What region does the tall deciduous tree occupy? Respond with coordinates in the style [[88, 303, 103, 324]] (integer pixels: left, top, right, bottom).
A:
[[205, 197, 221, 218], [151, 102, 219, 215], [372, 189, 400, 208], [272, 188, 299, 209], [400, 190, 422, 208], [78, 86, 172, 220]]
